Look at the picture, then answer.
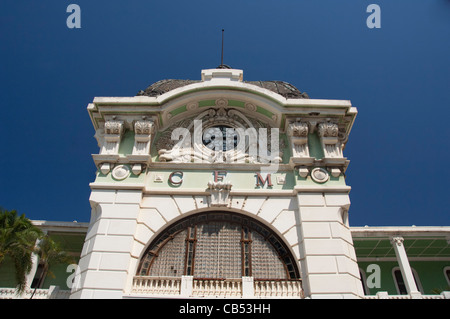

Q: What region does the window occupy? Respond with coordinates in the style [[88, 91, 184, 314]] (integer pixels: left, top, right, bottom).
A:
[[31, 262, 47, 289], [137, 212, 299, 280], [359, 269, 369, 295], [393, 269, 408, 295], [444, 266, 450, 286], [393, 267, 423, 295]]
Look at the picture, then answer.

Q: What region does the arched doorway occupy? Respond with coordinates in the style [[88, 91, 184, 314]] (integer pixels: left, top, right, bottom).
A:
[[137, 212, 300, 280]]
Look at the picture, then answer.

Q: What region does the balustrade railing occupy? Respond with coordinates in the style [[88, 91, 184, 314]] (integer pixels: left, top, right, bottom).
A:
[[131, 276, 182, 296], [192, 278, 242, 297], [0, 286, 70, 299], [254, 279, 303, 298], [363, 291, 450, 299], [130, 276, 303, 298]]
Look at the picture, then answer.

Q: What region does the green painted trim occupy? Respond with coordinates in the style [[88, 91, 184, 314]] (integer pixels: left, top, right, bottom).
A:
[[118, 131, 135, 155], [199, 99, 216, 107], [170, 105, 187, 116], [308, 133, 324, 160], [228, 100, 245, 108], [280, 133, 291, 163], [256, 106, 274, 119]]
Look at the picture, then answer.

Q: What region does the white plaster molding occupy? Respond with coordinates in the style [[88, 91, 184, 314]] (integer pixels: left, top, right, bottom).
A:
[[131, 164, 142, 176], [317, 122, 343, 158], [317, 122, 339, 138], [207, 180, 232, 206], [298, 167, 309, 178], [351, 226, 450, 238], [311, 168, 330, 184], [201, 68, 243, 82], [100, 163, 111, 175], [288, 121, 310, 158], [390, 236, 404, 246], [112, 165, 130, 181], [330, 168, 341, 177], [101, 120, 124, 155], [104, 120, 124, 136], [134, 120, 154, 135]]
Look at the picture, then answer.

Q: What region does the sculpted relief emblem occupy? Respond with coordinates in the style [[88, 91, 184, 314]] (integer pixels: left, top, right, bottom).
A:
[[155, 107, 284, 165]]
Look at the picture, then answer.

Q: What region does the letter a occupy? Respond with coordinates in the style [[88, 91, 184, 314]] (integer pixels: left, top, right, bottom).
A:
[[67, 4, 81, 29], [366, 264, 381, 289], [366, 4, 381, 29]]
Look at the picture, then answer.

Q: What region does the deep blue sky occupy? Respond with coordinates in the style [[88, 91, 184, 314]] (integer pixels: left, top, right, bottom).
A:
[[0, 1, 449, 227]]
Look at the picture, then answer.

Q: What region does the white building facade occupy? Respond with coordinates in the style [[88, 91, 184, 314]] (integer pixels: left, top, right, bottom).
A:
[[70, 67, 363, 299]]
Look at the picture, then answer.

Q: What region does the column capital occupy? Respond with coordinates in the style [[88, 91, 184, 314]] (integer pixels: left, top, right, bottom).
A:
[[390, 236, 404, 246], [317, 122, 339, 137], [287, 121, 309, 137], [104, 120, 124, 136], [134, 120, 154, 135]]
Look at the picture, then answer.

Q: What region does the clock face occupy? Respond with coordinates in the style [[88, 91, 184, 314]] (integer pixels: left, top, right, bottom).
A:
[[202, 125, 239, 151]]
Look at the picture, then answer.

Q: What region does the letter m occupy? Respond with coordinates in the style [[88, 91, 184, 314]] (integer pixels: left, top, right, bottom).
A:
[[256, 173, 273, 187]]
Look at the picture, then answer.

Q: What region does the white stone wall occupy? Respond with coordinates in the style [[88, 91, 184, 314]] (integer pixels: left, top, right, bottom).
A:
[[70, 189, 141, 299], [296, 192, 364, 298], [73, 188, 363, 299]]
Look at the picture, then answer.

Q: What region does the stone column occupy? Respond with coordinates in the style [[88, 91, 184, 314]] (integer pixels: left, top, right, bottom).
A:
[[390, 236, 420, 296]]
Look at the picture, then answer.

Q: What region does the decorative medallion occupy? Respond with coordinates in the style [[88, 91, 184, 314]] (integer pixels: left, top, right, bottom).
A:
[[186, 102, 199, 111], [215, 98, 228, 107], [244, 102, 257, 112], [311, 167, 329, 183], [112, 165, 130, 180]]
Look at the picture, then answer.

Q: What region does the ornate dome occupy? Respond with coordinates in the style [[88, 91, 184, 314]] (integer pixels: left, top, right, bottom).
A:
[[137, 78, 309, 99]]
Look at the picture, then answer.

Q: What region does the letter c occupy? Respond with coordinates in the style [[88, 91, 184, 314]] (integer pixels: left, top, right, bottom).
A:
[[168, 171, 183, 185]]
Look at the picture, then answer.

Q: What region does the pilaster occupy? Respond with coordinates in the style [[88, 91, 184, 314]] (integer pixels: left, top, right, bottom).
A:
[[70, 189, 142, 299], [295, 191, 363, 299]]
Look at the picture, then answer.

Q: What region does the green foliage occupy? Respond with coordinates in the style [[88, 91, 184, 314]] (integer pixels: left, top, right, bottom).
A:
[[0, 208, 75, 297], [0, 208, 42, 294], [33, 235, 75, 283]]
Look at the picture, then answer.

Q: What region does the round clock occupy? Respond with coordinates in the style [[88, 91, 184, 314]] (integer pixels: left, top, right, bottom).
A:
[[202, 125, 239, 151]]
